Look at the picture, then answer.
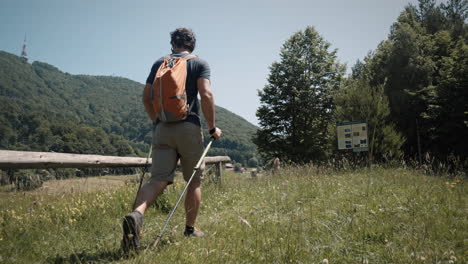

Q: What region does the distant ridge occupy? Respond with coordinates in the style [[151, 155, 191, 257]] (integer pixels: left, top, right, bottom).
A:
[[0, 51, 258, 165]]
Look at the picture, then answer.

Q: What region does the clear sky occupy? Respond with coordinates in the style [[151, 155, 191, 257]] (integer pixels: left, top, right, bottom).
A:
[[0, 0, 428, 125]]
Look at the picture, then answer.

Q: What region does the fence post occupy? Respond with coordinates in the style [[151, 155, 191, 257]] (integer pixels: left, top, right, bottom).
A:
[[215, 162, 223, 184]]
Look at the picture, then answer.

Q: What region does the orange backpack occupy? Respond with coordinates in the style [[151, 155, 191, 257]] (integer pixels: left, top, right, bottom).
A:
[[152, 54, 197, 122]]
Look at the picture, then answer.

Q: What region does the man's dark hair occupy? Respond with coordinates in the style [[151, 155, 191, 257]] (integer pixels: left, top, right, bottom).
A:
[[170, 28, 196, 52]]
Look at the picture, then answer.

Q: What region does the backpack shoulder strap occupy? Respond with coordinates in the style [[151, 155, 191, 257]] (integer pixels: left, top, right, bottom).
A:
[[183, 54, 197, 61]]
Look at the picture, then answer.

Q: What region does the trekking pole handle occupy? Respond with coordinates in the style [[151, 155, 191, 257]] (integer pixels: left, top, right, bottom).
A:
[[209, 127, 221, 140]]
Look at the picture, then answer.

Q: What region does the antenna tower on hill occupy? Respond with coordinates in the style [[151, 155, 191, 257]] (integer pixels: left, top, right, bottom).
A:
[[21, 35, 28, 61]]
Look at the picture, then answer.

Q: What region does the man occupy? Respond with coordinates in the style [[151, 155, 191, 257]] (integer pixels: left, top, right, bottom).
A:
[[122, 28, 222, 253], [273, 157, 281, 174]]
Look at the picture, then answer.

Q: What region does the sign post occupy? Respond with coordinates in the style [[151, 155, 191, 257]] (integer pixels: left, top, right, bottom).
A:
[[337, 121, 369, 152]]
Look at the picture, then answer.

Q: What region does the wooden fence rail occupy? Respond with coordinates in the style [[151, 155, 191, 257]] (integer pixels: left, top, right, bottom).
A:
[[0, 150, 231, 182]]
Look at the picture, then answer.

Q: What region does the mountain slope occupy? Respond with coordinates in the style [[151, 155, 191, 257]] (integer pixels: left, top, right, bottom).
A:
[[0, 51, 257, 164]]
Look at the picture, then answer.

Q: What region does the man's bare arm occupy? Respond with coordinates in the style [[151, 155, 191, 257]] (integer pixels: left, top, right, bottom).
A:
[[198, 78, 222, 139], [142, 83, 158, 123]]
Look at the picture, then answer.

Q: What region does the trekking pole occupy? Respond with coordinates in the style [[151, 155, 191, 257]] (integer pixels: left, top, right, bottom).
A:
[[152, 138, 214, 249], [132, 146, 152, 210]]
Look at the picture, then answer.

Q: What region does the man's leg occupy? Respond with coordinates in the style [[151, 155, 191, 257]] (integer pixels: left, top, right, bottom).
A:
[[135, 121, 177, 216], [123, 122, 179, 252], [122, 180, 168, 253], [134, 180, 168, 215], [176, 122, 205, 237], [184, 179, 201, 227], [183, 179, 205, 237]]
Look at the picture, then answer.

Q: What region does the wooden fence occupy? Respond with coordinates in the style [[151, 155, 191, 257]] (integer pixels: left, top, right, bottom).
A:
[[0, 150, 230, 182]]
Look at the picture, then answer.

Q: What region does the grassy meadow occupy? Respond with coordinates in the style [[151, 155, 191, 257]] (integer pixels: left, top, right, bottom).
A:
[[0, 166, 466, 263]]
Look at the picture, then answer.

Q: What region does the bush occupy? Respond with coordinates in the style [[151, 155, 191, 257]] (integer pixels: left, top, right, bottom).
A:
[[53, 168, 76, 179], [38, 169, 55, 181], [13, 170, 43, 190], [233, 163, 243, 173], [247, 157, 259, 168], [0, 170, 10, 185]]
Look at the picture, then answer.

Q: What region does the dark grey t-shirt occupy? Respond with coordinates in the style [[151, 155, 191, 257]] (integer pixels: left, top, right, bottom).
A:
[[146, 53, 210, 126]]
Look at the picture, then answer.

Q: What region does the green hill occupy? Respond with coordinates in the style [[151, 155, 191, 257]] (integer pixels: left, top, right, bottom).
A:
[[0, 51, 257, 164]]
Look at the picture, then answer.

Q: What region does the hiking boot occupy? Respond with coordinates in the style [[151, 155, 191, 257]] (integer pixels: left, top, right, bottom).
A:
[[122, 211, 143, 254], [184, 226, 205, 237]]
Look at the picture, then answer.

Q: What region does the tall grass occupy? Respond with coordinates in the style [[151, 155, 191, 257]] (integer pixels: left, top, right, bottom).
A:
[[0, 166, 466, 263]]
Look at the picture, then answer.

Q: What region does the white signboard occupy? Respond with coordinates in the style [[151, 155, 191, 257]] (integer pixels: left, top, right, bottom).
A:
[[337, 121, 368, 152]]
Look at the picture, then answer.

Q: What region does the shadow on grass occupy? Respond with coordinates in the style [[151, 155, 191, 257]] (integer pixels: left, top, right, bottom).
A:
[[48, 243, 169, 263], [48, 238, 171, 263], [49, 249, 126, 264]]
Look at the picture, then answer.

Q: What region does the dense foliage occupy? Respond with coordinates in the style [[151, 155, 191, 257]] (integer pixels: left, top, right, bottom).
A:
[[0, 51, 258, 166], [362, 0, 467, 162], [254, 26, 345, 163]]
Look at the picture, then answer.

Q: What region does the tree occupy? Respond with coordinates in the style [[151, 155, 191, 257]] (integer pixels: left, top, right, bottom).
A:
[[441, 0, 467, 36], [254, 26, 345, 163], [427, 37, 468, 159]]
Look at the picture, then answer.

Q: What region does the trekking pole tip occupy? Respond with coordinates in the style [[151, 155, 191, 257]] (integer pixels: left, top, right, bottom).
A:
[[152, 235, 162, 249]]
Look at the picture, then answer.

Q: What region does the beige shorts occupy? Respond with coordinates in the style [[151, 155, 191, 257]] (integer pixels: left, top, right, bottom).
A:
[[150, 121, 205, 184]]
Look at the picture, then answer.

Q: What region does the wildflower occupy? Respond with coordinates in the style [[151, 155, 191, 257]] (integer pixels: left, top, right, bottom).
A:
[[32, 201, 38, 204], [0, 237, 3, 241], [322, 259, 329, 264]]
